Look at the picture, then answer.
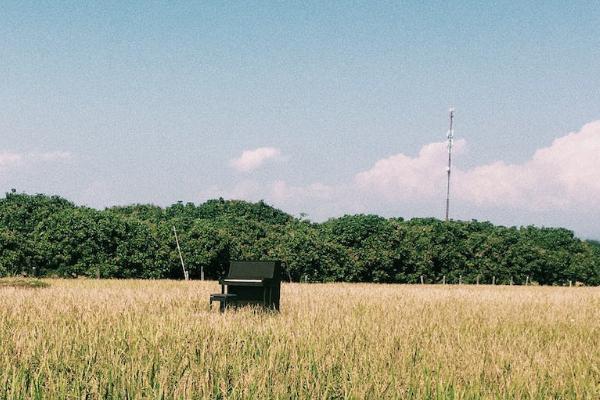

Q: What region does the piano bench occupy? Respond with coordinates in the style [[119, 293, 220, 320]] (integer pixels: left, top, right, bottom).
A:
[[209, 293, 237, 312]]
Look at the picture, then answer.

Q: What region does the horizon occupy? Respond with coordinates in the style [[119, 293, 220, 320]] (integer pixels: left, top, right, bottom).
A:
[[1, 2, 600, 238], [4, 190, 598, 241]]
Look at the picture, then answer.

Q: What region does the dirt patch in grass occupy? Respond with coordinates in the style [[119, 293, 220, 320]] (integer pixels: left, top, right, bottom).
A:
[[0, 278, 50, 289]]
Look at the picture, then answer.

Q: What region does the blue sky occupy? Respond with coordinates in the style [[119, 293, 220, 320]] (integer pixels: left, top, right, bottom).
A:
[[1, 1, 599, 237]]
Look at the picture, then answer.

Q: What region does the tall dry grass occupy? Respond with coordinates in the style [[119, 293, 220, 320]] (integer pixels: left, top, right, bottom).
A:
[[0, 280, 598, 399]]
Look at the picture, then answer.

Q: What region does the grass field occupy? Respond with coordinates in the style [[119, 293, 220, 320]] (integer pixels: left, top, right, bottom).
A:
[[0, 280, 598, 399]]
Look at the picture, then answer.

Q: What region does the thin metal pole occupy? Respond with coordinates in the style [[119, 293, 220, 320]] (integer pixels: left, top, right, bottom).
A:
[[173, 226, 189, 280], [445, 108, 455, 222]]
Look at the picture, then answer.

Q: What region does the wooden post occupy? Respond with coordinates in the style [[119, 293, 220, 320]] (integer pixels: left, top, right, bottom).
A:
[[510, 277, 513, 285], [476, 275, 480, 285], [459, 275, 462, 285], [420, 275, 424, 285], [526, 276, 529, 285], [569, 280, 572, 287], [442, 275, 446, 285], [492, 276, 496, 285], [173, 226, 189, 281]]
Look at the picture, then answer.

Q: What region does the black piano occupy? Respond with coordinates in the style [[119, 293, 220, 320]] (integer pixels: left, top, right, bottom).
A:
[[211, 261, 281, 311]]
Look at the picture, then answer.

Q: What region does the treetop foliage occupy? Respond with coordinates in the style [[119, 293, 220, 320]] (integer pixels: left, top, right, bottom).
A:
[[0, 192, 598, 285]]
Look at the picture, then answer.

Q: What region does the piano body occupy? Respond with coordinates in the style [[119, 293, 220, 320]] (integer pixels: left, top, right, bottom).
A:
[[219, 261, 281, 310]]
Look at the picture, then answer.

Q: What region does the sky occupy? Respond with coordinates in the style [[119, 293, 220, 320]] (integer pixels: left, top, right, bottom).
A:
[[1, 1, 600, 238]]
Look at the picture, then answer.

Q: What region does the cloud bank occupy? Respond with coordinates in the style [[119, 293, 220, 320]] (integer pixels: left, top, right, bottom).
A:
[[354, 139, 467, 201], [229, 147, 281, 172], [355, 120, 600, 210], [458, 121, 600, 209], [0, 152, 23, 167], [0, 151, 72, 170], [204, 121, 600, 234]]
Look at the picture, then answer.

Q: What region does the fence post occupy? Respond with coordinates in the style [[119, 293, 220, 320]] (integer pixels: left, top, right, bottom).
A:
[[459, 275, 462, 285], [526, 276, 529, 285], [442, 275, 446, 285], [492, 276, 496, 285], [420, 275, 424, 285], [476, 275, 480, 285]]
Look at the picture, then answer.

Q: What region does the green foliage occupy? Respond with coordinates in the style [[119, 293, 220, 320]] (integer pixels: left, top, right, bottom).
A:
[[0, 192, 598, 285], [0, 228, 31, 276], [34, 208, 168, 278]]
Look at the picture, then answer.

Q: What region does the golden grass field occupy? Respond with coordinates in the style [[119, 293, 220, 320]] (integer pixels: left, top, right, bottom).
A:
[[0, 280, 598, 399]]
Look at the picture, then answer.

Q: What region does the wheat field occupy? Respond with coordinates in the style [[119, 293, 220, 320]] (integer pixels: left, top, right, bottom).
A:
[[0, 280, 598, 399]]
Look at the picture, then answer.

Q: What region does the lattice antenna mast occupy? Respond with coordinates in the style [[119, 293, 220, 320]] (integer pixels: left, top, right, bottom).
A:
[[445, 108, 455, 222]]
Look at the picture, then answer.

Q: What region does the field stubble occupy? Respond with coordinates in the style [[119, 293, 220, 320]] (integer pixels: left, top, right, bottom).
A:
[[0, 280, 598, 399]]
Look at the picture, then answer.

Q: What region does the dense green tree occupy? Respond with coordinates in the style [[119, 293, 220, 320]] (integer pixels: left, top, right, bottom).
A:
[[33, 208, 167, 278], [0, 192, 598, 285], [320, 215, 407, 282], [268, 221, 352, 282], [0, 228, 32, 276], [0, 193, 75, 235]]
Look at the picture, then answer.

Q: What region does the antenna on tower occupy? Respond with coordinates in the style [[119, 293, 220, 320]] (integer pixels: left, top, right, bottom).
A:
[[445, 108, 455, 222]]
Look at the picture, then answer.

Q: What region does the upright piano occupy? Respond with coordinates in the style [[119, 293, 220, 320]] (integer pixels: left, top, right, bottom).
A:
[[219, 261, 281, 310]]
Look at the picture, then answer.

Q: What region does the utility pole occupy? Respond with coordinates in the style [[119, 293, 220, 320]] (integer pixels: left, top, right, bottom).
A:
[[445, 108, 455, 222], [173, 226, 189, 281]]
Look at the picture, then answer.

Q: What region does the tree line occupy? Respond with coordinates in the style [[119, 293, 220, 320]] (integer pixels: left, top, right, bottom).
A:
[[0, 192, 598, 285]]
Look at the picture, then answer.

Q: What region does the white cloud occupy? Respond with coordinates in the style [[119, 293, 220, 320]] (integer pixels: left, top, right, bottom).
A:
[[0, 150, 74, 192], [270, 180, 334, 203], [457, 121, 600, 209], [0, 152, 23, 167], [198, 178, 361, 219], [32, 151, 72, 162], [199, 179, 335, 205], [354, 121, 600, 211], [0, 151, 72, 168], [205, 120, 600, 232], [355, 139, 466, 201], [229, 147, 281, 172]]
